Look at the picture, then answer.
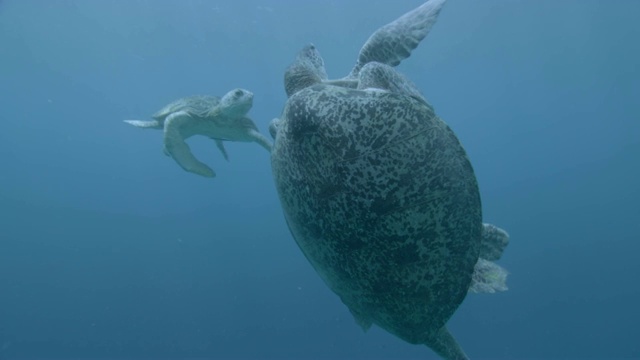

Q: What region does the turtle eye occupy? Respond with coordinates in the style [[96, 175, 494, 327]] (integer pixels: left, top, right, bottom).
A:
[[234, 90, 244, 97]]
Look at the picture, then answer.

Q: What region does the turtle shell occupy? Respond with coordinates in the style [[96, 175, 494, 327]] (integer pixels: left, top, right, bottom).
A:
[[271, 83, 481, 344], [152, 95, 220, 121]]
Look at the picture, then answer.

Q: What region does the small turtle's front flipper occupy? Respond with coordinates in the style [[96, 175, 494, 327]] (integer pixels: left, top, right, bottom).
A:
[[249, 129, 273, 153], [214, 139, 230, 161], [425, 326, 469, 360], [351, 0, 447, 77], [164, 111, 216, 178], [123, 119, 162, 129]]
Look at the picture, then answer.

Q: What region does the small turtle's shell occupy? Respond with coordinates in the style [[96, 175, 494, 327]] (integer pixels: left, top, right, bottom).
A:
[[152, 95, 220, 121], [271, 84, 481, 344]]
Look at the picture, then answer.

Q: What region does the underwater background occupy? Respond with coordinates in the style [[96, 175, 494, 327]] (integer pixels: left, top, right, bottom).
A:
[[1, 0, 638, 358]]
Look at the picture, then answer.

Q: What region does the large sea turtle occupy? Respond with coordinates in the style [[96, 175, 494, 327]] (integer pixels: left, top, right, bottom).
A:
[[270, 1, 509, 359], [124, 88, 272, 178]]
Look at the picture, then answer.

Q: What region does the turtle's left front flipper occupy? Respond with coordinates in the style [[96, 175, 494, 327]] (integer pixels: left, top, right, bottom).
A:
[[164, 111, 216, 178]]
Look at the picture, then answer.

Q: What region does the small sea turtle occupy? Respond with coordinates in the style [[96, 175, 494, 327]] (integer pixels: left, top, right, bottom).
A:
[[270, 1, 509, 359], [124, 88, 272, 178]]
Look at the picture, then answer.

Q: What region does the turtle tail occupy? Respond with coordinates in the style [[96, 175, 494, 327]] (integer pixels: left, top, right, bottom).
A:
[[425, 326, 470, 360]]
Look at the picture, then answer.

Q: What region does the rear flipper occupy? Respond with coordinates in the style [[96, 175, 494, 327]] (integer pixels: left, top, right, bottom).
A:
[[214, 139, 229, 161], [469, 223, 510, 293], [480, 223, 509, 261], [123, 119, 162, 129], [468, 258, 508, 294]]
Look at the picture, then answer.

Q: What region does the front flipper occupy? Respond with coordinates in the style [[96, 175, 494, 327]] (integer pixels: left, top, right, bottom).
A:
[[123, 119, 162, 129], [214, 139, 229, 161], [248, 129, 273, 153], [163, 111, 215, 178], [350, 0, 447, 77]]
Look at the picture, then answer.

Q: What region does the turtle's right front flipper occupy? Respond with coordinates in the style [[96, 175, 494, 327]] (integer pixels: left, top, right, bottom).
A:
[[351, 0, 447, 77], [123, 119, 163, 129], [163, 111, 216, 178]]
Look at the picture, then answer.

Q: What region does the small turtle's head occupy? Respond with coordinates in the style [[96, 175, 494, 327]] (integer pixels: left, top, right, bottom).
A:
[[220, 88, 254, 116], [284, 44, 328, 97]]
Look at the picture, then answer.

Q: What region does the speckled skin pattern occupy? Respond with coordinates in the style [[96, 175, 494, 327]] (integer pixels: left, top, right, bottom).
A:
[[271, 84, 481, 351]]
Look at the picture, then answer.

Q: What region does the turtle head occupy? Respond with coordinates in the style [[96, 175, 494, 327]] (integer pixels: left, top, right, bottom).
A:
[[284, 44, 328, 97], [220, 88, 254, 117]]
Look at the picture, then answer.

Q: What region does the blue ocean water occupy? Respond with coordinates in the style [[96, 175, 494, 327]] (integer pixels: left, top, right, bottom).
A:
[[1, 0, 638, 358]]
